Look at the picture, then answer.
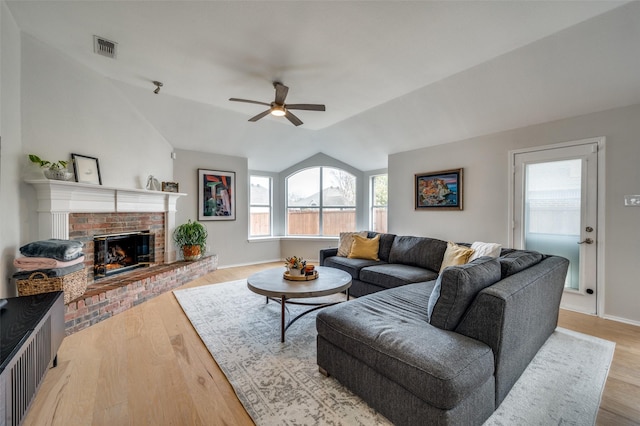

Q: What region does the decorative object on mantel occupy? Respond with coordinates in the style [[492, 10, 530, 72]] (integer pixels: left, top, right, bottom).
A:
[[162, 181, 179, 193], [146, 175, 161, 191], [28, 154, 73, 181], [173, 220, 208, 261], [71, 153, 102, 185]]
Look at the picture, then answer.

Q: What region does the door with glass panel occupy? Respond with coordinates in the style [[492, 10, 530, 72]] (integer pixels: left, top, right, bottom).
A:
[[512, 140, 600, 314]]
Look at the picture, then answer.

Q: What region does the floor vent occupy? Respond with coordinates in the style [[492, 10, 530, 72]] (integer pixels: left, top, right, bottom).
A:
[[93, 36, 118, 59]]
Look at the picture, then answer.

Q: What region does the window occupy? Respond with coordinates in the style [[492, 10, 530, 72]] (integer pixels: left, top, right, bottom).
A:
[[371, 174, 388, 233], [286, 167, 356, 236], [249, 175, 272, 237]]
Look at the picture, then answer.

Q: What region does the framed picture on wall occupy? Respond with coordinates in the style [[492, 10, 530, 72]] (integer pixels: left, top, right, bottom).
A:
[[198, 169, 236, 221], [415, 168, 463, 210]]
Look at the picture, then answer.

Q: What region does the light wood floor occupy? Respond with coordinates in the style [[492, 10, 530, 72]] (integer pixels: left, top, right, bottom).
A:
[[24, 262, 640, 426]]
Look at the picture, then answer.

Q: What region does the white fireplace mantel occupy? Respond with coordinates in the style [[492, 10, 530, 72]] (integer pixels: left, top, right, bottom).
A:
[[26, 179, 186, 262]]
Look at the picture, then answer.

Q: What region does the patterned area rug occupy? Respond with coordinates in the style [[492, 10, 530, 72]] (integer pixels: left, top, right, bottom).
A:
[[174, 280, 615, 426]]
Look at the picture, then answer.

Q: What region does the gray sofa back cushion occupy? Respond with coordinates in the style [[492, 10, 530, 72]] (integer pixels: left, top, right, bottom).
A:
[[428, 257, 501, 331], [388, 236, 448, 272], [498, 250, 543, 278], [367, 232, 396, 262]]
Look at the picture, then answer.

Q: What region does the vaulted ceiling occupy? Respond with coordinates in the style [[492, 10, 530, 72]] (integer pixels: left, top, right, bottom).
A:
[[7, 1, 640, 171]]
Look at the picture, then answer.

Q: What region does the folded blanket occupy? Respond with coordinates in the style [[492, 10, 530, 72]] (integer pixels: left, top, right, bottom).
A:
[[13, 255, 85, 271], [20, 239, 84, 261], [12, 262, 85, 280]]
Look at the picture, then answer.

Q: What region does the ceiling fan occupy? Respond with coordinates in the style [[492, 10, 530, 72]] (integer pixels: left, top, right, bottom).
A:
[[229, 82, 325, 127]]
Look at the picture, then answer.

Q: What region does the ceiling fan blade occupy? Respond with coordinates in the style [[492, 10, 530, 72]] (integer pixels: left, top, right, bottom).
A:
[[248, 109, 272, 122], [229, 98, 271, 107], [285, 104, 326, 111], [274, 83, 289, 105], [285, 110, 303, 126]]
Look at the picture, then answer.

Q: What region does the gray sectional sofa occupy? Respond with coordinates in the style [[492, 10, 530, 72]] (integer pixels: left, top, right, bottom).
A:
[[317, 232, 569, 425]]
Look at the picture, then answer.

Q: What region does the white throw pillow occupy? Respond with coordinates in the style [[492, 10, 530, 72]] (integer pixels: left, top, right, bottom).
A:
[[469, 242, 502, 261], [337, 231, 368, 257]]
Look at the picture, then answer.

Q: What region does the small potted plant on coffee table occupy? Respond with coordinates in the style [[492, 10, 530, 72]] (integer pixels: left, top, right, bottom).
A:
[[173, 220, 208, 261]]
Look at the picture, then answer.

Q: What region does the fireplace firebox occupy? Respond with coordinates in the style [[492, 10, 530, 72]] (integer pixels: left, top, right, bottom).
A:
[[94, 231, 155, 278]]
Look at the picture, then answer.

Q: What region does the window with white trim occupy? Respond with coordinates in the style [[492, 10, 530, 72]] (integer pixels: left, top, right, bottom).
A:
[[371, 174, 388, 233], [249, 175, 272, 237], [286, 167, 356, 236]]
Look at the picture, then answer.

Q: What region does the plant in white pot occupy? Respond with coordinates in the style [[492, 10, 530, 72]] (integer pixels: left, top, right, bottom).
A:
[[28, 154, 73, 181], [173, 220, 208, 261]]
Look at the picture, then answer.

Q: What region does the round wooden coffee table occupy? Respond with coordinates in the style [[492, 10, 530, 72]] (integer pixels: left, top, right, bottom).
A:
[[247, 266, 352, 342]]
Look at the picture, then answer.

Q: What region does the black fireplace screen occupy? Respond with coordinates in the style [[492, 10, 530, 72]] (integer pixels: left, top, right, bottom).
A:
[[94, 231, 154, 278]]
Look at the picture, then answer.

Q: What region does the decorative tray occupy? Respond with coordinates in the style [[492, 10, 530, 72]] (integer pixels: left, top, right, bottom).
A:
[[283, 270, 319, 281]]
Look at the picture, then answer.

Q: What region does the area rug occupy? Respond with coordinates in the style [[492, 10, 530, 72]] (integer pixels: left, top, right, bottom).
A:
[[173, 280, 615, 426]]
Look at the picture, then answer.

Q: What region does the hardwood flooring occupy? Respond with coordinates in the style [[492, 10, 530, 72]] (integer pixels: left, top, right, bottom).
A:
[[24, 262, 640, 425]]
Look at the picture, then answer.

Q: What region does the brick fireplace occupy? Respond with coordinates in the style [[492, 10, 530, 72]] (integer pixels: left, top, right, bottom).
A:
[[69, 212, 164, 281], [26, 179, 218, 334]]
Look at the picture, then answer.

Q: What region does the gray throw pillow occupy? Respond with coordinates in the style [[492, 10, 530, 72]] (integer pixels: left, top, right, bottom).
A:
[[428, 257, 501, 330]]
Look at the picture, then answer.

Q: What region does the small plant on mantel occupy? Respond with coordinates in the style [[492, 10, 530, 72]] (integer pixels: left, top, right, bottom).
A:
[[173, 220, 208, 261], [28, 154, 73, 181]]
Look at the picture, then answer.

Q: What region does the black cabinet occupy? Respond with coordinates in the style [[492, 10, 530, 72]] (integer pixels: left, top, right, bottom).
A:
[[0, 292, 65, 426]]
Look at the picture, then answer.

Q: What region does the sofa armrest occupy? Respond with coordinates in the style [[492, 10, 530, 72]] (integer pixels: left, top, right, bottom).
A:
[[455, 255, 569, 406], [319, 248, 338, 265]]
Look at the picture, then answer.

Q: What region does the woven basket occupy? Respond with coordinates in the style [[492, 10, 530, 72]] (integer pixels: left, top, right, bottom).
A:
[[16, 268, 87, 304]]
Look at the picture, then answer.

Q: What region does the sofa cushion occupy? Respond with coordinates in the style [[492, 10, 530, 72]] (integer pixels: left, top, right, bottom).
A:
[[428, 257, 502, 330], [359, 264, 439, 290], [439, 242, 475, 272], [323, 256, 383, 280], [337, 231, 368, 257], [316, 282, 495, 410], [367, 232, 396, 262], [348, 234, 380, 261], [388, 235, 448, 272], [499, 250, 544, 278], [469, 241, 502, 261]]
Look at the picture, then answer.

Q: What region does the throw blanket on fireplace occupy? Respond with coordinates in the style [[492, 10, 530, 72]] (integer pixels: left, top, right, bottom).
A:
[[13, 255, 85, 271], [12, 262, 85, 279], [19, 239, 84, 261]]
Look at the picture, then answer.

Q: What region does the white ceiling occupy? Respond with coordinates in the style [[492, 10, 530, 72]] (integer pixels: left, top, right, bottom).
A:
[[6, 1, 640, 171]]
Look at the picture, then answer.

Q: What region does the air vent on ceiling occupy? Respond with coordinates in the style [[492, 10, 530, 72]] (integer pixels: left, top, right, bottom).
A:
[[93, 35, 117, 59]]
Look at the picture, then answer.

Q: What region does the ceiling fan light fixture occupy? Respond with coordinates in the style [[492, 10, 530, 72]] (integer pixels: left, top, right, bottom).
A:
[[271, 105, 286, 117]]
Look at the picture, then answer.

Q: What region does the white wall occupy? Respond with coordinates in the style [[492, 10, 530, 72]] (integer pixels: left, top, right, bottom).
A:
[[389, 103, 640, 324], [173, 149, 280, 267], [0, 2, 22, 298], [20, 34, 174, 189]]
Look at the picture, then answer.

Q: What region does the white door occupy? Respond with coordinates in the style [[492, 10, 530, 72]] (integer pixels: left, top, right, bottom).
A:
[[511, 139, 602, 314]]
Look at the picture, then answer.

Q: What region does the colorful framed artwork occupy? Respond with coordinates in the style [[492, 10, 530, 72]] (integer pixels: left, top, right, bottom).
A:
[[71, 153, 102, 185], [198, 169, 236, 221], [415, 168, 463, 210]]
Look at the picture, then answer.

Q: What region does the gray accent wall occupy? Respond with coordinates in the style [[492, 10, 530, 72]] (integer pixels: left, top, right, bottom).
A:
[[389, 103, 640, 324]]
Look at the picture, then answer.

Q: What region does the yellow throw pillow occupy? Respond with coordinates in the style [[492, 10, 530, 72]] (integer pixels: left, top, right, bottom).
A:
[[337, 231, 368, 257], [348, 234, 380, 261], [439, 242, 475, 273]]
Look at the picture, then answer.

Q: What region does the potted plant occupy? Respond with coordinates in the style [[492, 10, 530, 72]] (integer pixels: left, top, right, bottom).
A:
[[173, 220, 208, 261], [28, 154, 73, 181]]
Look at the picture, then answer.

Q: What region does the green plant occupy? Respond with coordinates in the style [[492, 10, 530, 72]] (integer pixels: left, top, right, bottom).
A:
[[28, 154, 68, 170], [173, 220, 208, 249]]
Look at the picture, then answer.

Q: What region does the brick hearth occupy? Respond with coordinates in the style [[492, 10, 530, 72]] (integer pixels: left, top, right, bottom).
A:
[[64, 255, 217, 335]]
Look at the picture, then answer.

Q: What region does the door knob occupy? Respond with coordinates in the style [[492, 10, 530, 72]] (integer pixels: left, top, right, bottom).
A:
[[578, 238, 594, 244]]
